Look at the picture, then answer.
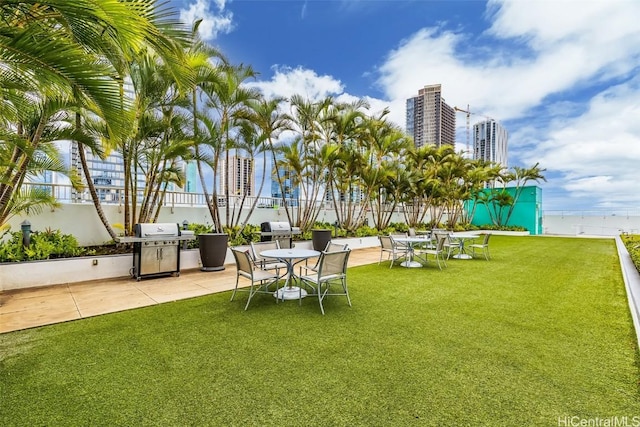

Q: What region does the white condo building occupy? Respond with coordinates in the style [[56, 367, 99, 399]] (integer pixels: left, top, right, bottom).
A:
[[472, 119, 508, 168], [220, 155, 254, 196]]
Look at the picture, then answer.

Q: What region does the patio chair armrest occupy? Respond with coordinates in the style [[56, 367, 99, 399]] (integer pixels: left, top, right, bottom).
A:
[[299, 264, 318, 276]]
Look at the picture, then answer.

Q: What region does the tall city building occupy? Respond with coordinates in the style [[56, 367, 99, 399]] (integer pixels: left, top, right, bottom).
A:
[[70, 142, 133, 202], [270, 153, 299, 205], [69, 143, 196, 202], [406, 84, 456, 148], [220, 155, 254, 196], [180, 161, 198, 193], [472, 119, 508, 168]]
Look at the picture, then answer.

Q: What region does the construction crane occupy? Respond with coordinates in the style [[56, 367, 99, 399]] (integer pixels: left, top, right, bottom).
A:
[[454, 105, 494, 157], [454, 105, 472, 155]]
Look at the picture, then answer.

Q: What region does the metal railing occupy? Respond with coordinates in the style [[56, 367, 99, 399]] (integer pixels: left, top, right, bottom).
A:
[[544, 209, 640, 217], [22, 182, 333, 211]]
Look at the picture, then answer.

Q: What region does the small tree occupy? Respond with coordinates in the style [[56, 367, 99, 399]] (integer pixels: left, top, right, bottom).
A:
[[486, 163, 546, 227]]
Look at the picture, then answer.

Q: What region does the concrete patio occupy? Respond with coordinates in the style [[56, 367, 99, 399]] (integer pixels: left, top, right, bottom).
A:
[[0, 247, 380, 334]]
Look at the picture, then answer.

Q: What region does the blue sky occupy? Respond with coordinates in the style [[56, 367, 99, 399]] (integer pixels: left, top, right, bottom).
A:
[[171, 0, 640, 212]]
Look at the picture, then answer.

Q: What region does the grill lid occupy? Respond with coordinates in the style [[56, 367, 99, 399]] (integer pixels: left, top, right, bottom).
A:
[[269, 221, 292, 231], [261, 221, 292, 232], [135, 223, 180, 238]]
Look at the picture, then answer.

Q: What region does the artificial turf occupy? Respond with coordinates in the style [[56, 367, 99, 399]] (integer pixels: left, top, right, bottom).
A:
[[1, 236, 639, 426]]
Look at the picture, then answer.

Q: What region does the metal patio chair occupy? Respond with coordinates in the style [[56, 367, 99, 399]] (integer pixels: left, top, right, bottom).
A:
[[299, 248, 352, 315], [230, 248, 280, 310], [302, 241, 349, 274], [469, 233, 492, 260], [415, 234, 448, 270], [250, 240, 287, 274], [378, 235, 407, 268]]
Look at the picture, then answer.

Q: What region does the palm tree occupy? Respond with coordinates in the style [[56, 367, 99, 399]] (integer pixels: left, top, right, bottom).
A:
[[201, 63, 260, 230], [0, 0, 191, 137], [0, 95, 82, 226], [236, 96, 292, 226], [115, 49, 196, 233], [278, 140, 305, 225], [495, 163, 547, 226], [360, 112, 412, 229], [462, 159, 503, 226], [229, 121, 264, 231], [0, 0, 192, 233], [287, 95, 334, 230], [323, 100, 369, 231], [72, 111, 119, 240], [184, 19, 227, 231]]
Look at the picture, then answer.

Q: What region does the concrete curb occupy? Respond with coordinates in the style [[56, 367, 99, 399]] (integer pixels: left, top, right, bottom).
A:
[[615, 236, 640, 349]]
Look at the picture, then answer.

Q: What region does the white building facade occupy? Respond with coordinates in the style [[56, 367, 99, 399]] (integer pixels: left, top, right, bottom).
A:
[[472, 119, 508, 168], [406, 84, 456, 148]]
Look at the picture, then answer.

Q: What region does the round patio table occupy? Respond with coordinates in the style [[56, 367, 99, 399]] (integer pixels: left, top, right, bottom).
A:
[[260, 248, 320, 300], [394, 236, 433, 268], [449, 233, 480, 259]]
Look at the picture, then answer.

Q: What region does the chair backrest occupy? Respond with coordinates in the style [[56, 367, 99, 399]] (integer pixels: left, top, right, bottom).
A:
[[390, 232, 407, 239], [433, 230, 452, 242], [250, 240, 280, 263], [390, 233, 408, 249], [481, 233, 492, 245], [435, 235, 447, 252], [317, 249, 350, 279], [379, 235, 393, 250], [408, 228, 417, 237], [325, 242, 348, 252], [231, 248, 254, 276]]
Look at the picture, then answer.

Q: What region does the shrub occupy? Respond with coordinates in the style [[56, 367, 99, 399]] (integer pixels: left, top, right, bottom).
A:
[[0, 228, 86, 262], [621, 235, 640, 272]]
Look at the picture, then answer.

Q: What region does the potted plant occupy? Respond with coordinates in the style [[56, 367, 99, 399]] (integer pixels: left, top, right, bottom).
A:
[[198, 233, 229, 271]]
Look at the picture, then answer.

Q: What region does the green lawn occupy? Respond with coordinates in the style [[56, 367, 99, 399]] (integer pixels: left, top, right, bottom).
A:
[[1, 236, 639, 426]]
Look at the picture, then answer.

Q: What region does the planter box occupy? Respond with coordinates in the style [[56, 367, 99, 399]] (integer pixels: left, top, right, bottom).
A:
[[0, 236, 382, 292], [0, 249, 203, 292]]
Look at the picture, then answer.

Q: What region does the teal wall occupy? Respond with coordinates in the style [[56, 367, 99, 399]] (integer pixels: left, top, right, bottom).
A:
[[467, 185, 542, 235]]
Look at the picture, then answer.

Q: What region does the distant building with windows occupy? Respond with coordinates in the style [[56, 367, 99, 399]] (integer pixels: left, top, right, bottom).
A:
[[180, 161, 198, 193], [270, 154, 298, 205], [70, 143, 136, 203], [70, 142, 200, 201], [220, 155, 254, 196], [406, 84, 456, 148], [472, 119, 508, 168]]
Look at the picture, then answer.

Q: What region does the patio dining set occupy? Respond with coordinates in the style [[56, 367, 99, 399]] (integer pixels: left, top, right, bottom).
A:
[[378, 229, 492, 270], [230, 239, 351, 315], [228, 228, 492, 315]]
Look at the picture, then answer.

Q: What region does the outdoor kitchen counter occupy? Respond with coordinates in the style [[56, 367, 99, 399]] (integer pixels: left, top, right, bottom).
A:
[[115, 235, 195, 244], [118, 224, 197, 280]]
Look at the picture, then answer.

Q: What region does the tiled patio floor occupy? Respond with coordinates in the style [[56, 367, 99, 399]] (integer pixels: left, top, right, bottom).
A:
[[0, 247, 380, 334]]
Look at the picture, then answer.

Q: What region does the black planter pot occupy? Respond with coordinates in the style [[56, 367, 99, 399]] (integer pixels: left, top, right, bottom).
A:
[[311, 229, 333, 251], [198, 233, 229, 271]]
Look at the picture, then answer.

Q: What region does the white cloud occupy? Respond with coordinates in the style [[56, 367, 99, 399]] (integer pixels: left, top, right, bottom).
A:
[[247, 65, 344, 101], [522, 77, 640, 208], [219, 0, 640, 207], [180, 0, 234, 40], [373, 0, 640, 209]]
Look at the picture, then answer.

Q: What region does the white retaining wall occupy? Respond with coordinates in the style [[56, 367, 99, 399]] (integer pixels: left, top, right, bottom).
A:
[[5, 204, 405, 246], [544, 214, 640, 236], [0, 236, 381, 292]]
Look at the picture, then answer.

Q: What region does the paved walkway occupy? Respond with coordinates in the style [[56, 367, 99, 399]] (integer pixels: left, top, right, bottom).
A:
[[0, 247, 380, 334]]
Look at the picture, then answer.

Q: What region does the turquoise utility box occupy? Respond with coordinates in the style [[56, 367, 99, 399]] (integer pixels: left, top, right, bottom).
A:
[[466, 185, 542, 235]]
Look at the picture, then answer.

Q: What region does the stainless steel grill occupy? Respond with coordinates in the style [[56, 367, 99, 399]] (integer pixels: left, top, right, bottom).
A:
[[128, 223, 191, 281], [259, 221, 301, 249]]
